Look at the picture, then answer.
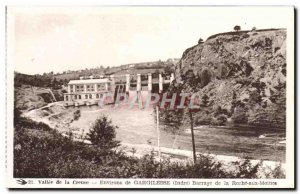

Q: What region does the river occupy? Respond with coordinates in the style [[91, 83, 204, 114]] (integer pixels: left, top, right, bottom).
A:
[[69, 105, 285, 162]]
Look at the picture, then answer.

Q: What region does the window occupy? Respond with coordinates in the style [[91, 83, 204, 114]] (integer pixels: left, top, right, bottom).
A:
[[96, 94, 99, 98], [79, 95, 81, 99], [89, 94, 92, 99], [74, 95, 77, 100], [85, 95, 88, 99], [76, 85, 82, 92], [98, 84, 106, 91], [66, 96, 68, 101]]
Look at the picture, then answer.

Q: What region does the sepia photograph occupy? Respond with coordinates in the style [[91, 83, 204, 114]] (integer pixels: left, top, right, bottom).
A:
[[6, 6, 295, 189]]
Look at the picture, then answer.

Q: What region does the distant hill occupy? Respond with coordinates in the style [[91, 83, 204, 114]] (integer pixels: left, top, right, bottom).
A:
[[53, 58, 180, 81]]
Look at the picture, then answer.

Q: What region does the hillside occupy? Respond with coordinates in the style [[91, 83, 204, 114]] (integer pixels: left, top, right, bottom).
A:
[[53, 59, 179, 81], [173, 29, 286, 128]]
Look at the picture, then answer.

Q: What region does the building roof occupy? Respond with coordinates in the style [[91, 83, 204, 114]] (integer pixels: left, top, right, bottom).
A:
[[68, 78, 110, 85]]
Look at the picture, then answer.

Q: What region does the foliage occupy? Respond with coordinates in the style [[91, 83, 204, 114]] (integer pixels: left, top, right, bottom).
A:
[[194, 113, 212, 125], [265, 164, 285, 179], [201, 94, 209, 107], [14, 72, 64, 89], [73, 110, 81, 121], [163, 65, 174, 75], [234, 25, 241, 32], [14, 115, 284, 178], [214, 106, 229, 117], [198, 38, 204, 44], [230, 159, 261, 178], [211, 115, 227, 126], [231, 107, 248, 124], [200, 69, 211, 87], [86, 115, 120, 150]]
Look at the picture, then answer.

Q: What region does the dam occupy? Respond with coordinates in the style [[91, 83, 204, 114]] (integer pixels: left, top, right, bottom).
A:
[[63, 73, 174, 107]]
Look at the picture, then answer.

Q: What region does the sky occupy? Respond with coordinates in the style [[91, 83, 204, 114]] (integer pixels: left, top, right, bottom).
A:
[[9, 6, 293, 75]]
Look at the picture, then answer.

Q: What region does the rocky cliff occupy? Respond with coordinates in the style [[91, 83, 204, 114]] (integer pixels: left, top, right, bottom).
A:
[[174, 29, 286, 128]]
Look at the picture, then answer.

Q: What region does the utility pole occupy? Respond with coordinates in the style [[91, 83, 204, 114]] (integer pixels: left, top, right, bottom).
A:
[[189, 111, 197, 164], [156, 106, 161, 161]]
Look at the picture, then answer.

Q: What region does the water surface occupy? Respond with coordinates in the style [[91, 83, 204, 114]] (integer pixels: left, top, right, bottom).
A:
[[70, 105, 286, 162]]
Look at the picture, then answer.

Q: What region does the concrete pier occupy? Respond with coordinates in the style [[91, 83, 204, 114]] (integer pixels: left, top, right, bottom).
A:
[[148, 73, 152, 91], [137, 74, 141, 91], [159, 73, 163, 93], [63, 73, 174, 107]]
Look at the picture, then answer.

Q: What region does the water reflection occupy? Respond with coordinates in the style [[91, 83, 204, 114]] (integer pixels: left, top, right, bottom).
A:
[[69, 105, 285, 162]]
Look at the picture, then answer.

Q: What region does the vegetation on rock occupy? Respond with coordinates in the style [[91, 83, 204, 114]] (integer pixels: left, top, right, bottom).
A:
[[172, 29, 286, 128]]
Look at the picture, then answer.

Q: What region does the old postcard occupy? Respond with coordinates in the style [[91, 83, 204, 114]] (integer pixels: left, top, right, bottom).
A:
[[6, 6, 295, 189]]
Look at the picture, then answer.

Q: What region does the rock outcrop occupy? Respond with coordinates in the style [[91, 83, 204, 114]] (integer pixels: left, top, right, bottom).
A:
[[174, 29, 286, 128]]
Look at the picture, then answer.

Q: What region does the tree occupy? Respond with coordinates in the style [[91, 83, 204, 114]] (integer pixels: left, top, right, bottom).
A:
[[202, 94, 209, 107], [86, 116, 120, 151], [234, 25, 241, 32], [231, 106, 248, 124], [164, 65, 174, 75], [198, 38, 204, 44]]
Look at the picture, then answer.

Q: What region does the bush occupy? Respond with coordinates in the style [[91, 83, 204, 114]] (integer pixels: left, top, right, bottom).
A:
[[231, 107, 248, 124], [194, 113, 212, 125], [200, 69, 211, 87], [86, 115, 120, 150], [229, 159, 260, 178], [73, 110, 81, 121], [14, 116, 285, 179], [211, 115, 227, 126]]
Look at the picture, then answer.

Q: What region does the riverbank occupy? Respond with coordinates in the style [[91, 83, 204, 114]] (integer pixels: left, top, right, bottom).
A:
[[119, 142, 285, 178], [20, 102, 286, 177], [22, 102, 84, 138]]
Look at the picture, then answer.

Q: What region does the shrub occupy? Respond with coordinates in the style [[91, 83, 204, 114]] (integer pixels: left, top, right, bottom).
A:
[[201, 94, 209, 107], [14, 116, 283, 179], [86, 115, 120, 150], [249, 90, 262, 105], [73, 109, 81, 121], [231, 107, 248, 124], [267, 164, 285, 179], [214, 106, 229, 117], [194, 113, 212, 125], [198, 38, 204, 44], [211, 115, 227, 126], [200, 69, 211, 87], [230, 159, 260, 178]]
